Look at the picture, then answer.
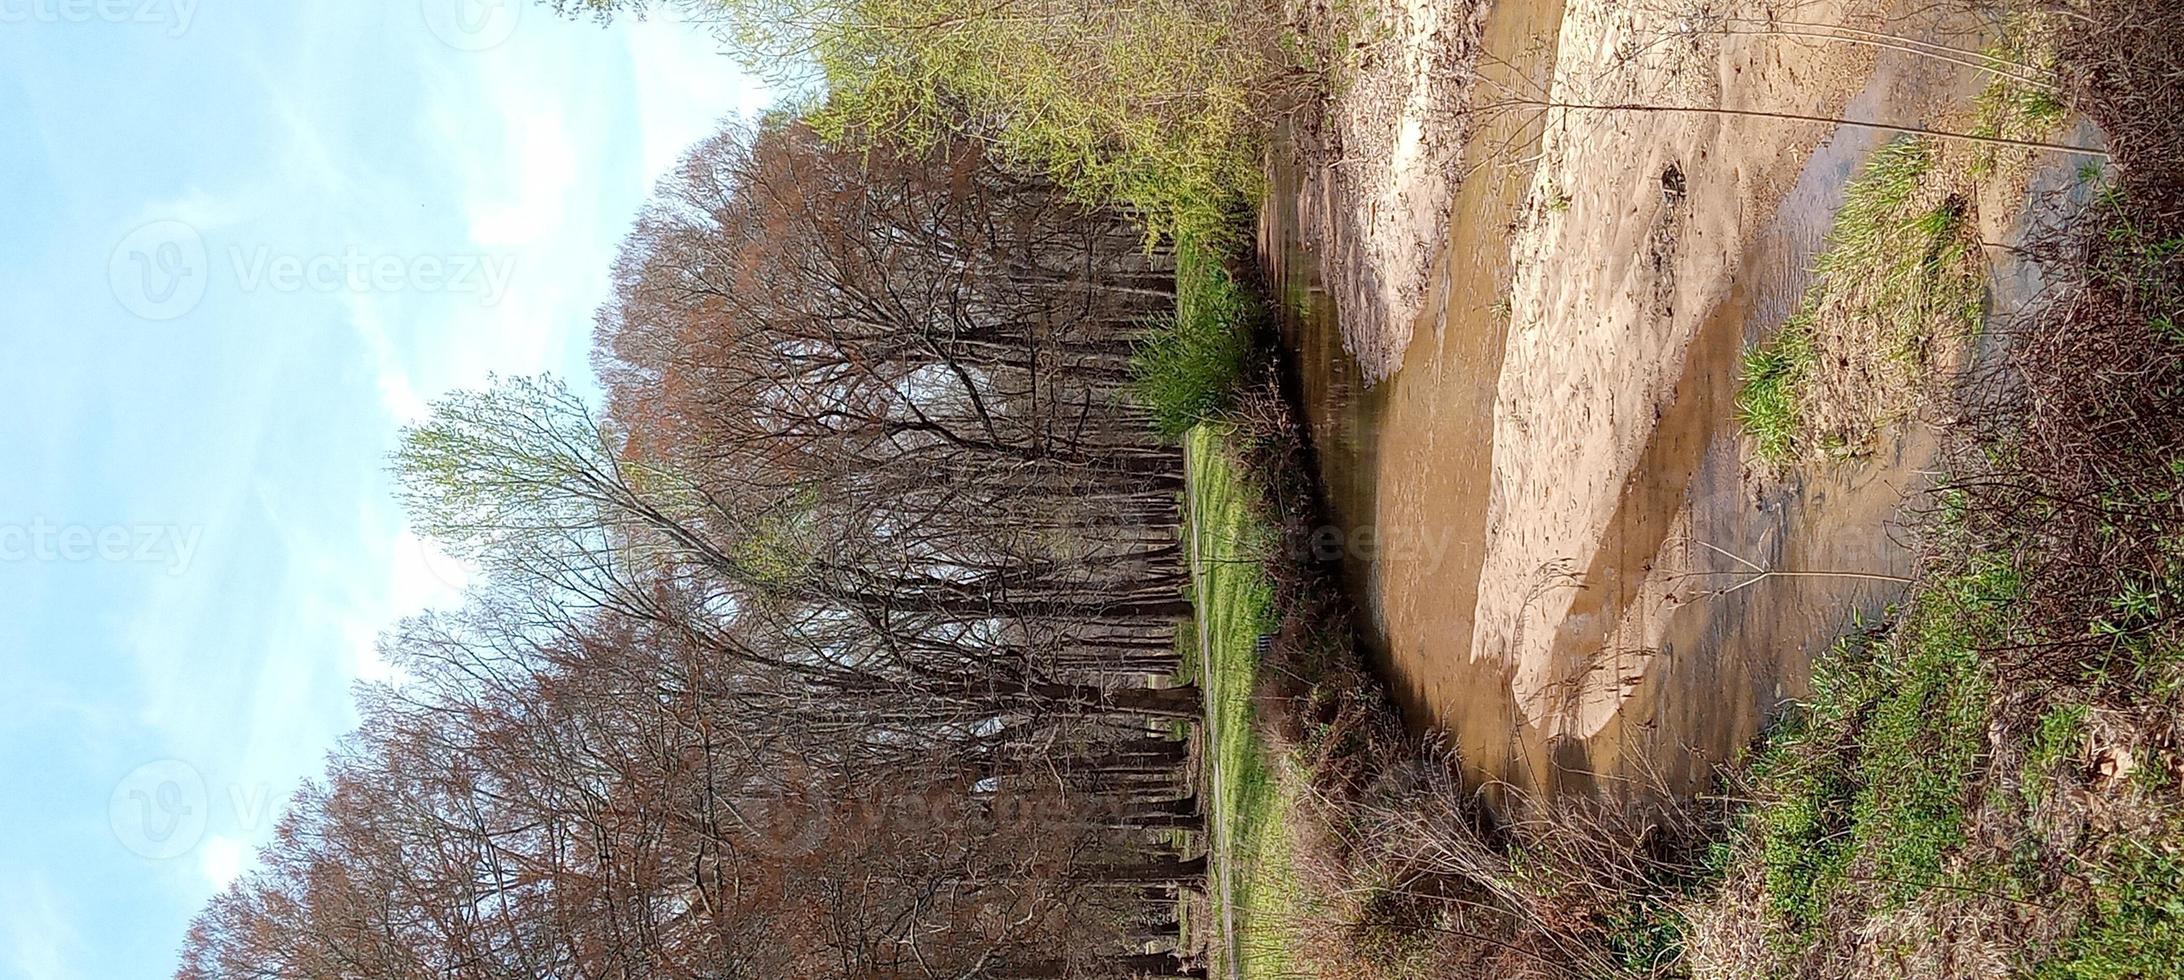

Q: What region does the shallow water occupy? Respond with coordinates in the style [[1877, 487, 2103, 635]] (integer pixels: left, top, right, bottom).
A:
[[1258, 4, 2076, 803]]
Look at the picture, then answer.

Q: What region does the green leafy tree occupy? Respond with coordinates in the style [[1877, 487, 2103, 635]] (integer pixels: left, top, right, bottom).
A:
[[542, 0, 1286, 243], [393, 373, 748, 581]]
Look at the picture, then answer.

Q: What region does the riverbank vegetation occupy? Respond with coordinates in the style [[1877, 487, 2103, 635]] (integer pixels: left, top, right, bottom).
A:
[[1183, 1, 2184, 977], [1704, 3, 2184, 975], [1183, 425, 1300, 977], [1735, 21, 2064, 468], [562, 0, 1324, 245], [1695, 179, 2184, 977], [1134, 243, 1259, 439], [174, 0, 2184, 975], [1734, 134, 1988, 465]]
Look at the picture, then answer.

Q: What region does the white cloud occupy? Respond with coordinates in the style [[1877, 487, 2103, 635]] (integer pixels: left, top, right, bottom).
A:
[[340, 291, 435, 422], [130, 186, 252, 235], [196, 835, 250, 891], [460, 98, 580, 249], [343, 526, 475, 685], [623, 17, 774, 184], [391, 527, 475, 607]]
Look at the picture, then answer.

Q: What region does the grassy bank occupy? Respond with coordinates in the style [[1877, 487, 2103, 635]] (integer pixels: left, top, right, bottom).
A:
[[1702, 6, 2184, 974], [1160, 228, 1678, 978], [1697, 180, 2184, 980], [1735, 25, 2063, 467], [1733, 135, 1988, 465], [1185, 424, 1306, 978], [1159, 220, 1434, 978], [1147, 216, 1312, 977]]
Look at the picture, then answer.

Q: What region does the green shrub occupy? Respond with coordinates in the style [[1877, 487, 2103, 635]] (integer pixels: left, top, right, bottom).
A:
[[808, 0, 1278, 245], [1736, 316, 1812, 466], [2037, 847, 2184, 980], [1131, 236, 1255, 438], [1749, 556, 2016, 938]]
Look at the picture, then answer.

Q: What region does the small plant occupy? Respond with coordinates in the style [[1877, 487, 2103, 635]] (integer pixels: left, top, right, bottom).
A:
[[1968, 31, 2067, 178], [2037, 845, 2184, 979], [1756, 755, 1855, 937], [1131, 234, 1257, 438], [1736, 317, 1811, 466], [1734, 137, 1987, 464], [2022, 702, 2088, 811], [1603, 896, 1689, 974]]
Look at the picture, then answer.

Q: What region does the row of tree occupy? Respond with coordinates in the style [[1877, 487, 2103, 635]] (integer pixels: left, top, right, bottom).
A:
[[177, 124, 1212, 978]]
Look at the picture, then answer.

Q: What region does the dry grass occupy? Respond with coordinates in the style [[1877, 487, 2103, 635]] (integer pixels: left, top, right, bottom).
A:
[[1691, 4, 2184, 973], [1737, 131, 2026, 466], [1215, 379, 1719, 979], [1736, 12, 2074, 468]]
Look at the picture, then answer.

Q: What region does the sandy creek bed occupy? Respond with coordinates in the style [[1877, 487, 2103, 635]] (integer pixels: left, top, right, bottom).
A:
[[1267, 0, 2093, 801]]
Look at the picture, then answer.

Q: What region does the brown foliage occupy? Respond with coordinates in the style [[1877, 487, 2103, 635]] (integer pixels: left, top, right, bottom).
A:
[[182, 122, 1216, 979]]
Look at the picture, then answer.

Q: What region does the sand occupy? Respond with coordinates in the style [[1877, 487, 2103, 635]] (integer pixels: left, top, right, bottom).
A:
[[1287, 0, 1492, 380], [1279, 0, 2083, 797], [1477, 0, 1887, 743]]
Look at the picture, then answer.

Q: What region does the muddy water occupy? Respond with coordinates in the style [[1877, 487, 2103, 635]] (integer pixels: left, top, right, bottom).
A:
[[1266, 0, 1574, 799], [1262, 5, 2043, 802]]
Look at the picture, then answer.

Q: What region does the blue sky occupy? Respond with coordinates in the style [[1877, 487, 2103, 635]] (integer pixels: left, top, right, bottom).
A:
[[0, 4, 769, 977]]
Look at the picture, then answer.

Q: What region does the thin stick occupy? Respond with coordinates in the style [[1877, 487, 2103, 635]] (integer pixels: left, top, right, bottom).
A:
[[1710, 569, 1915, 598], [1688, 539, 1913, 599], [1716, 25, 2058, 90], [1504, 99, 2109, 157], [1696, 539, 1764, 573]]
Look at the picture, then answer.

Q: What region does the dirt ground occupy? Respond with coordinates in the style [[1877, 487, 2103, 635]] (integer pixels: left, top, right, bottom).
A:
[[1277, 0, 2091, 797], [1284, 0, 1492, 380]]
